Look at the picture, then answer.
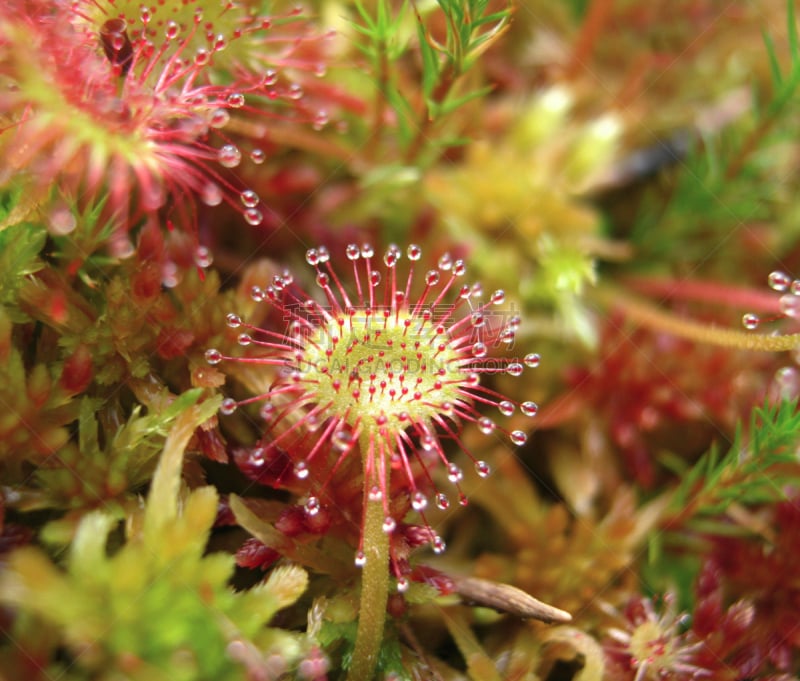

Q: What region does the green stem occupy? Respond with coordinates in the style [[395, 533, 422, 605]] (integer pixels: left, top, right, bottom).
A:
[[347, 436, 390, 681]]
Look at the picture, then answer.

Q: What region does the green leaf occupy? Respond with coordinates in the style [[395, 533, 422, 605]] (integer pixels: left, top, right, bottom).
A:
[[0, 222, 46, 311], [671, 399, 800, 520], [762, 29, 783, 85], [787, 0, 798, 65]]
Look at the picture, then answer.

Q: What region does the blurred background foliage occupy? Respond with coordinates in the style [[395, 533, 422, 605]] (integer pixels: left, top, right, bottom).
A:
[[2, 0, 800, 679]]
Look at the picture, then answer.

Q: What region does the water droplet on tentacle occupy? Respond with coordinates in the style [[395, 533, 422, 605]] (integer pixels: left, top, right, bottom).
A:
[[769, 270, 791, 292], [218, 144, 242, 168], [779, 295, 800, 320], [511, 430, 528, 446], [742, 313, 760, 330]]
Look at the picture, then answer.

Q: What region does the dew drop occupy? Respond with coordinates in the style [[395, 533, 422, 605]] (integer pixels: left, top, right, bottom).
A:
[[226, 92, 245, 108], [478, 417, 495, 434], [792, 280, 800, 296], [459, 493, 468, 506], [472, 342, 487, 358], [742, 313, 760, 330], [213, 33, 227, 51], [471, 312, 485, 327], [220, 398, 238, 415], [421, 434, 435, 451], [507, 362, 524, 377], [452, 260, 466, 276], [209, 108, 230, 128], [499, 328, 516, 345], [435, 493, 449, 510], [244, 208, 263, 226], [201, 182, 223, 206], [438, 253, 453, 271], [498, 400, 515, 416], [312, 109, 329, 130], [205, 348, 223, 364], [260, 402, 276, 421], [382, 516, 396, 533], [305, 496, 321, 516], [354, 551, 366, 567], [263, 69, 278, 86], [294, 461, 309, 479], [370, 270, 381, 287], [316, 272, 329, 287], [521, 401, 539, 417], [346, 244, 360, 260], [332, 429, 355, 452], [251, 286, 265, 302], [491, 290, 505, 305], [162, 261, 178, 289], [194, 48, 210, 66], [383, 247, 400, 268], [511, 430, 528, 446], [475, 460, 491, 477], [237, 333, 252, 346], [250, 148, 266, 164], [769, 270, 792, 292], [407, 244, 422, 261], [240, 189, 259, 208], [524, 353, 541, 368], [396, 577, 409, 593], [165, 20, 179, 40], [287, 83, 304, 99], [779, 294, 800, 319], [425, 270, 440, 286], [250, 448, 265, 466], [218, 144, 242, 168], [432, 536, 446, 554], [368, 485, 382, 501], [447, 463, 463, 483], [306, 248, 320, 266], [411, 491, 427, 511], [773, 366, 800, 400], [305, 413, 321, 432], [194, 246, 213, 268]]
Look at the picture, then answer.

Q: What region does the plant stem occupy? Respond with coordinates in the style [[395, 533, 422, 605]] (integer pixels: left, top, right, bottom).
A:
[[595, 285, 800, 352], [347, 436, 390, 681], [366, 39, 389, 164], [565, 0, 614, 80]]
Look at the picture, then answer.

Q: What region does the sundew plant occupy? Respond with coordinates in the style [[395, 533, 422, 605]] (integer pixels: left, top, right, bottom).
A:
[[2, 0, 800, 680]]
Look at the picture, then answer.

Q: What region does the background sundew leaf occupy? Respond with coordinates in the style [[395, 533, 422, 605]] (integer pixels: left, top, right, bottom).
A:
[[3, 0, 800, 678]]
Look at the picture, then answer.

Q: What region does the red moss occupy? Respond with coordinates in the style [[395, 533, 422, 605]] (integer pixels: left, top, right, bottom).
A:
[[235, 537, 280, 571], [155, 327, 195, 359], [562, 314, 772, 487], [60, 343, 94, 394], [691, 499, 800, 676]]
